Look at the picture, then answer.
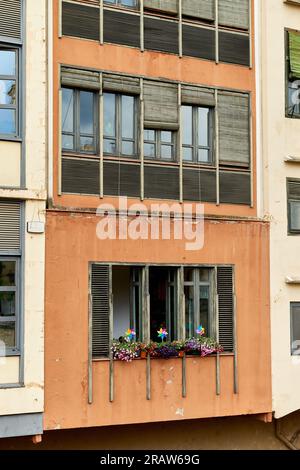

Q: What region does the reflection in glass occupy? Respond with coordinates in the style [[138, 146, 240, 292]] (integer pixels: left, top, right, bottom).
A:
[[0, 261, 16, 287], [122, 140, 134, 155], [0, 322, 15, 348], [182, 106, 192, 145], [144, 129, 155, 141], [121, 95, 134, 139], [80, 91, 94, 135], [183, 147, 192, 161], [0, 80, 16, 105], [62, 135, 74, 150], [161, 145, 172, 159], [104, 93, 116, 138], [0, 109, 16, 134], [104, 138, 116, 154], [0, 292, 15, 316], [144, 142, 155, 158], [62, 88, 74, 134], [198, 107, 209, 147], [161, 131, 172, 143], [185, 285, 194, 339], [0, 50, 16, 76], [198, 148, 209, 163], [80, 136, 94, 152], [290, 201, 300, 231]]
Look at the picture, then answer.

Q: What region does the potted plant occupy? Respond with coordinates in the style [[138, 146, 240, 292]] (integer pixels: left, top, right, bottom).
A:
[[111, 339, 139, 362], [155, 342, 178, 359], [138, 343, 148, 359], [184, 337, 202, 355], [171, 340, 186, 357]]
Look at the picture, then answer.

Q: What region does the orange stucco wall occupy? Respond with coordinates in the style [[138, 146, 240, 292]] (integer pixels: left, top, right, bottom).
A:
[[44, 212, 271, 430]]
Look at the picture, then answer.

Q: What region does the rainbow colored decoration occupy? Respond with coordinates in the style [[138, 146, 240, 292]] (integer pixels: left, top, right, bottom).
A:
[[125, 328, 136, 341], [196, 325, 205, 336], [157, 328, 168, 341]]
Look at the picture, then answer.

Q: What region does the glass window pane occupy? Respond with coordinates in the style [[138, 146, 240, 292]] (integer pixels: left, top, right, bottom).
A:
[[198, 148, 209, 163], [144, 129, 155, 142], [291, 304, 300, 355], [199, 268, 209, 282], [122, 140, 134, 155], [0, 292, 15, 317], [161, 131, 172, 143], [0, 109, 16, 134], [184, 267, 194, 282], [185, 285, 194, 338], [161, 144, 172, 160], [198, 107, 209, 147], [122, 95, 134, 139], [0, 322, 15, 348], [183, 147, 193, 161], [80, 91, 94, 135], [290, 201, 300, 231], [144, 142, 155, 158], [182, 106, 193, 145], [0, 50, 16, 76], [62, 134, 74, 150], [199, 285, 209, 336], [62, 88, 74, 133], [0, 261, 16, 287], [0, 80, 16, 105], [104, 138, 116, 154], [104, 93, 116, 137], [80, 136, 94, 152], [121, 0, 137, 6]]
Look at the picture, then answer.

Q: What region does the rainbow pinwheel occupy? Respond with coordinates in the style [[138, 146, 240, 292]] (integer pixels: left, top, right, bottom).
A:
[[196, 325, 205, 336], [157, 328, 168, 341], [125, 328, 136, 341]]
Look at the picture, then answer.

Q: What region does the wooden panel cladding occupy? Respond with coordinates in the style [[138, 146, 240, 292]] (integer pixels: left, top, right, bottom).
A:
[[219, 31, 250, 67], [0, 200, 21, 251], [181, 85, 215, 106], [62, 1, 100, 41], [62, 158, 100, 195], [144, 0, 178, 14], [182, 0, 215, 22], [0, 0, 22, 41], [183, 168, 216, 203], [182, 24, 215, 60], [144, 165, 180, 200], [102, 74, 140, 95], [104, 9, 140, 48], [144, 81, 179, 129], [219, 171, 251, 205], [91, 264, 110, 358], [144, 17, 179, 55], [103, 161, 140, 197], [61, 67, 101, 90], [217, 266, 234, 352], [218, 0, 249, 30]]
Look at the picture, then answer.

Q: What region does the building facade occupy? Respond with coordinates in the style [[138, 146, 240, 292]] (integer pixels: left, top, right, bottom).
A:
[[0, 0, 47, 438], [43, 0, 272, 434]]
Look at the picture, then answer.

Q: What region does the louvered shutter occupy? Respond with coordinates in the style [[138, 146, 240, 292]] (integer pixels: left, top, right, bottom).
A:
[[182, 0, 215, 21], [0, 0, 22, 41], [91, 264, 110, 358], [104, 9, 140, 48], [218, 0, 249, 30], [144, 165, 180, 200], [103, 161, 141, 197], [218, 92, 250, 166], [183, 169, 216, 203], [219, 171, 251, 205], [144, 0, 178, 14], [144, 81, 179, 129], [61, 67, 101, 90], [181, 86, 215, 106], [217, 266, 234, 353], [62, 1, 100, 41], [219, 31, 250, 67], [102, 74, 140, 95], [288, 180, 300, 232], [62, 158, 100, 195], [0, 201, 21, 252], [144, 16, 179, 55], [182, 24, 215, 61]]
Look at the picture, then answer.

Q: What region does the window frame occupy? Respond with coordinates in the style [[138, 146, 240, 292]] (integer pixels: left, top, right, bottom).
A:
[[291, 302, 300, 356], [62, 87, 99, 156], [285, 28, 300, 119], [182, 104, 214, 165], [287, 179, 300, 235], [103, 91, 138, 159], [0, 45, 20, 139], [103, 0, 139, 10], [0, 257, 20, 355], [144, 129, 176, 162]]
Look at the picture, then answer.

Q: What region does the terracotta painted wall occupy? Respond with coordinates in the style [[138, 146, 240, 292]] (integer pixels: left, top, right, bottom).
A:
[[44, 212, 271, 430]]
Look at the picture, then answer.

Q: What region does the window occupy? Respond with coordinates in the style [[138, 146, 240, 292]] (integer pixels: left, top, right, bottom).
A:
[[0, 259, 19, 353], [0, 48, 18, 137], [287, 179, 300, 234], [62, 87, 98, 154], [182, 105, 213, 164], [144, 129, 176, 161], [286, 30, 300, 118], [104, 0, 138, 8], [104, 92, 137, 157], [184, 267, 213, 338], [291, 303, 300, 355]]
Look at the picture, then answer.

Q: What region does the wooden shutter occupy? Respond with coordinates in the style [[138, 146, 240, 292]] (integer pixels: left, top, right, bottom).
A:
[[182, 24, 215, 61], [181, 86, 215, 106], [144, 165, 180, 199], [103, 162, 141, 198], [61, 67, 101, 90], [91, 264, 110, 358], [218, 0, 249, 30], [219, 31, 250, 66], [62, 158, 100, 195], [218, 92, 250, 166], [144, 0, 178, 14], [183, 169, 216, 203], [217, 266, 234, 353], [102, 74, 140, 95], [219, 171, 251, 205], [0, 201, 21, 252], [104, 9, 140, 48], [144, 81, 179, 129], [144, 17, 179, 55], [182, 0, 215, 21], [62, 1, 100, 41], [0, 0, 22, 41]]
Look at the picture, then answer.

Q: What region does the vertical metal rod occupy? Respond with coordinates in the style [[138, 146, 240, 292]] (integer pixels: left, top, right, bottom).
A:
[[140, 78, 144, 201], [178, 84, 183, 203], [179, 0, 183, 58], [88, 291, 93, 404], [215, 89, 220, 206], [99, 73, 104, 198], [109, 265, 114, 402], [182, 353, 187, 398], [100, 0, 104, 45], [249, 92, 254, 208], [58, 0, 62, 38], [140, 0, 144, 52], [249, 0, 252, 69], [58, 83, 62, 196], [215, 267, 220, 395], [146, 353, 151, 400], [215, 0, 219, 64]]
